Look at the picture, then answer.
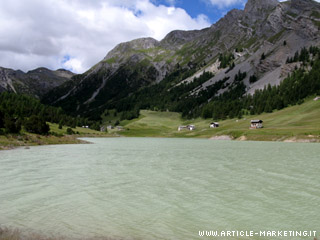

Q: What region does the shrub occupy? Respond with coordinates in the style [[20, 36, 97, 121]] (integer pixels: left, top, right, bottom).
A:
[[24, 115, 50, 135], [66, 127, 75, 135], [4, 117, 21, 134], [249, 75, 258, 84], [0, 109, 4, 128]]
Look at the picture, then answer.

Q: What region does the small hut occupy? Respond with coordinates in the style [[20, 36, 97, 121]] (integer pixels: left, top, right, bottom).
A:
[[210, 122, 219, 128], [250, 120, 263, 129], [178, 126, 187, 131], [116, 126, 124, 131], [178, 125, 196, 131], [187, 125, 196, 131]]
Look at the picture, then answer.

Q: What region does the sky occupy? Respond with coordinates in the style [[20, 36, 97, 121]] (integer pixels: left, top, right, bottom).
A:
[[0, 0, 297, 73]]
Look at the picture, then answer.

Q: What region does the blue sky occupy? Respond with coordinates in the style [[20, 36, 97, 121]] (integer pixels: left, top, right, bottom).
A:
[[155, 0, 246, 23]]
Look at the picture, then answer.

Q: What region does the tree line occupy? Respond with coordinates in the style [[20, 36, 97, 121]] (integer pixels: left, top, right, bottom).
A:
[[0, 92, 100, 135]]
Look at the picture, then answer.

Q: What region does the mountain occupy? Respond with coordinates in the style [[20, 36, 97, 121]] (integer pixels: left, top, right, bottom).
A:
[[0, 67, 74, 98], [39, 0, 320, 120]]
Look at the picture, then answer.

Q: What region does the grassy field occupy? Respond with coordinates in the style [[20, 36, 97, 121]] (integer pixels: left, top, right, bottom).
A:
[[119, 97, 320, 142], [1, 98, 319, 150], [48, 123, 107, 136]]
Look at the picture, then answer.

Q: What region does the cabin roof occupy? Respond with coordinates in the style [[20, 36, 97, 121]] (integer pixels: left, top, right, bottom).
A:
[[251, 120, 263, 123]]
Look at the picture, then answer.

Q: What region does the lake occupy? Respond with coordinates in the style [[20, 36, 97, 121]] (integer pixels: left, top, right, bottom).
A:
[[0, 138, 319, 239]]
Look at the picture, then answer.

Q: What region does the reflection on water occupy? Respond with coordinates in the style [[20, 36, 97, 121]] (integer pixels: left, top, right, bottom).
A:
[[0, 138, 319, 239]]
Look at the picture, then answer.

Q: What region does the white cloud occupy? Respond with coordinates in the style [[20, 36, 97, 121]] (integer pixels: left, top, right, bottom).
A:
[[0, 0, 210, 73]]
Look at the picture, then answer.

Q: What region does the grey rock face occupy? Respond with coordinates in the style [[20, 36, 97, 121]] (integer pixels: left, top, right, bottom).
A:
[[244, 0, 279, 23], [291, 0, 316, 10], [0, 67, 74, 98]]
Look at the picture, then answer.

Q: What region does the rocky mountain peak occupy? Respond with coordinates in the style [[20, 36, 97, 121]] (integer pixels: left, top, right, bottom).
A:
[[244, 0, 278, 18], [215, 9, 243, 27], [127, 37, 159, 50], [245, 0, 278, 12], [241, 0, 279, 26], [161, 29, 206, 47], [104, 37, 159, 61], [27, 67, 51, 74], [291, 0, 319, 10]]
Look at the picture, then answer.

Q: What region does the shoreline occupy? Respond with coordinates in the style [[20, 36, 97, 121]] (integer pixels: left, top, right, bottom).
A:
[[211, 135, 320, 143], [0, 226, 123, 240], [1, 133, 319, 151], [0, 133, 112, 151]]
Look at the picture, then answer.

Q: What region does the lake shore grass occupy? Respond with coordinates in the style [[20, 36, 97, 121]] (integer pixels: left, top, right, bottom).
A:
[[0, 226, 123, 240], [0, 123, 112, 151], [0, 134, 84, 150]]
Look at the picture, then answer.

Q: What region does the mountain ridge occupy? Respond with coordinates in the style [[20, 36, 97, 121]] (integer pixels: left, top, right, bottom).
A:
[[1, 0, 320, 121], [0, 66, 74, 98]]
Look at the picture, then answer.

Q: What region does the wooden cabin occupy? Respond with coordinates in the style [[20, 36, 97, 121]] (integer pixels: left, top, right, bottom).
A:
[[178, 126, 187, 131], [250, 120, 263, 129], [187, 125, 196, 131], [116, 126, 124, 131], [210, 122, 219, 128], [178, 125, 196, 131]]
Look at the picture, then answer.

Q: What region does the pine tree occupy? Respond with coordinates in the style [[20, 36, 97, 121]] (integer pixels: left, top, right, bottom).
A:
[[0, 109, 4, 128], [4, 116, 21, 134]]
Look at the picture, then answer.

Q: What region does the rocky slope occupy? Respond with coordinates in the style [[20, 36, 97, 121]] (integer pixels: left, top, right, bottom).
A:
[[0, 67, 74, 98], [41, 0, 320, 118]]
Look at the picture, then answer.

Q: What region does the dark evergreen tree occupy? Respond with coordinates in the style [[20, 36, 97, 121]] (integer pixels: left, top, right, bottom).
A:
[[66, 127, 75, 135], [0, 109, 4, 128], [4, 116, 21, 134], [24, 115, 50, 135], [249, 75, 258, 84]]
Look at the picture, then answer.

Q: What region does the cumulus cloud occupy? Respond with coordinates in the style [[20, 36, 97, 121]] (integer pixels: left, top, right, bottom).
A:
[[0, 0, 210, 73]]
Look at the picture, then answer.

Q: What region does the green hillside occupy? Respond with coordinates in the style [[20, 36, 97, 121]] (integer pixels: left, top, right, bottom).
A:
[[118, 97, 320, 142]]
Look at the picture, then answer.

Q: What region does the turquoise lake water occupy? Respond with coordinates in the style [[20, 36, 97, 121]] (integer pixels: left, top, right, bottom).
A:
[[0, 138, 319, 239]]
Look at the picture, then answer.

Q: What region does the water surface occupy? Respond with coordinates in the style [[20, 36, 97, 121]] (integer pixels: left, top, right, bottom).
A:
[[0, 138, 319, 239]]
